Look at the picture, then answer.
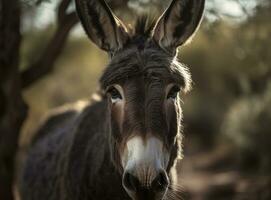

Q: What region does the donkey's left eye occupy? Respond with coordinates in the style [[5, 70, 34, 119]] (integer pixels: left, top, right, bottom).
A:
[[167, 85, 180, 99], [108, 87, 122, 103]]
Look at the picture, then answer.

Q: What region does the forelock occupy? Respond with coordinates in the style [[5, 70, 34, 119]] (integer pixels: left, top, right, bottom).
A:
[[99, 16, 192, 92]]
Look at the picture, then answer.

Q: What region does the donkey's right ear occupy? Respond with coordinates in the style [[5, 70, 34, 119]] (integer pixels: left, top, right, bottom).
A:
[[75, 0, 129, 52]]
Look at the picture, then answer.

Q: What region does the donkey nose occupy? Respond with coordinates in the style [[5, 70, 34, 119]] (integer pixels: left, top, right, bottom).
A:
[[123, 170, 169, 193], [123, 172, 140, 192], [151, 170, 169, 191]]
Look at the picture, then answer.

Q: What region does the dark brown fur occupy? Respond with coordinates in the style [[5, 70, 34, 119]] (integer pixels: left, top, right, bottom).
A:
[[19, 0, 205, 199], [20, 20, 189, 200]]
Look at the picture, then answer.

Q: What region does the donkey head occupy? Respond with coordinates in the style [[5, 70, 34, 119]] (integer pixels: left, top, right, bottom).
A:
[[75, 0, 205, 199]]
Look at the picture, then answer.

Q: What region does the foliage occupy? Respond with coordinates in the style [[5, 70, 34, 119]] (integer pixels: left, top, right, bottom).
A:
[[222, 82, 271, 173], [220, 1, 271, 173]]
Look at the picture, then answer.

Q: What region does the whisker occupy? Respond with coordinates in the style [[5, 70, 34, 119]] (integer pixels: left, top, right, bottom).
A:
[[169, 183, 185, 192], [165, 183, 187, 200], [165, 191, 184, 200]]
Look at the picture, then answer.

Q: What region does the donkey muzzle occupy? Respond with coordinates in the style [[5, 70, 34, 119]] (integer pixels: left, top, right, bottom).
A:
[[123, 170, 169, 200], [121, 136, 170, 199]]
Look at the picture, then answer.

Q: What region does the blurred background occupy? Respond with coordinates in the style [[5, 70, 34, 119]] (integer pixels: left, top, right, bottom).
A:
[[0, 0, 270, 199]]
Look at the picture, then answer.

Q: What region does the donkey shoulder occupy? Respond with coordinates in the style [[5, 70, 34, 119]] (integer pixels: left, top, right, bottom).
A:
[[30, 99, 90, 145], [20, 97, 108, 200]]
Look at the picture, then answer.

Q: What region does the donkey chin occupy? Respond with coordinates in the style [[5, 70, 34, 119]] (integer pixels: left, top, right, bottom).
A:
[[121, 136, 170, 200]]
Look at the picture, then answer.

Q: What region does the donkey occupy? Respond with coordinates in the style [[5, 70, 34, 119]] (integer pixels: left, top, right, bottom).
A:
[[19, 0, 205, 199]]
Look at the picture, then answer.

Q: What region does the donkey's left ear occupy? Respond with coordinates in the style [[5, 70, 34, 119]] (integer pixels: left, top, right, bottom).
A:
[[75, 0, 129, 52], [152, 0, 205, 53]]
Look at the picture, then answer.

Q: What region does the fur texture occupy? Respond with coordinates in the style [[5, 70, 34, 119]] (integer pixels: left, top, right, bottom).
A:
[[19, 0, 205, 199]]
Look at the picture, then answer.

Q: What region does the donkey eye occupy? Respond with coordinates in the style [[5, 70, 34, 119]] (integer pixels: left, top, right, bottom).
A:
[[108, 87, 122, 103], [167, 85, 180, 99]]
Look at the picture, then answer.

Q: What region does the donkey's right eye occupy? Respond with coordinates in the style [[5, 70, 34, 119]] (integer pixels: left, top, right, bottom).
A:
[[108, 87, 122, 103]]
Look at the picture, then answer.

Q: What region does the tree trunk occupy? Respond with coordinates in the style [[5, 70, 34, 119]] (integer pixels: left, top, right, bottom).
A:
[[0, 0, 27, 199]]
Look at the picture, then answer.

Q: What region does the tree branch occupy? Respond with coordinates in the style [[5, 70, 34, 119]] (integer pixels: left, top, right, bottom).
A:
[[0, 0, 28, 199], [21, 0, 131, 89], [21, 0, 78, 89], [107, 0, 129, 9], [58, 0, 72, 23]]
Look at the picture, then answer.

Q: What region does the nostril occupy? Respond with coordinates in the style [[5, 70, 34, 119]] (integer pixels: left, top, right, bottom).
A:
[[151, 171, 169, 191], [123, 172, 140, 192]]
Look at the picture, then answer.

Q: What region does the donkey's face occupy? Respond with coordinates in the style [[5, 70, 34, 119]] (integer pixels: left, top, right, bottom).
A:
[[102, 48, 189, 199], [76, 0, 205, 199]]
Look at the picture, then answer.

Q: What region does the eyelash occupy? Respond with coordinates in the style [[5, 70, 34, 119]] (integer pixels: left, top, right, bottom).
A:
[[167, 85, 180, 99], [107, 87, 122, 102], [106, 85, 180, 102]]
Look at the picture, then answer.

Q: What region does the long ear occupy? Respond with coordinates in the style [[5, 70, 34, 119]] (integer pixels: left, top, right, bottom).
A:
[[75, 0, 129, 52], [152, 0, 205, 53]]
